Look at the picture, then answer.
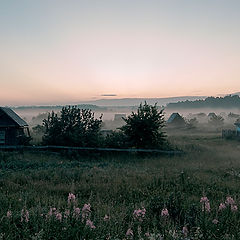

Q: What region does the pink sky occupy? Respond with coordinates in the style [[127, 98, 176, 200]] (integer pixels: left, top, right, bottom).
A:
[[0, 1, 239, 105]]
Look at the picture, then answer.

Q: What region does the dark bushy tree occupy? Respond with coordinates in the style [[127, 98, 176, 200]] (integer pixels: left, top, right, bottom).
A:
[[42, 106, 102, 147], [120, 102, 166, 149]]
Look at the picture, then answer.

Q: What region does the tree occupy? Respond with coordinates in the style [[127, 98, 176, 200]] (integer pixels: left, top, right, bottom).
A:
[[120, 102, 166, 149], [208, 114, 224, 127], [42, 106, 103, 147], [186, 118, 199, 129]]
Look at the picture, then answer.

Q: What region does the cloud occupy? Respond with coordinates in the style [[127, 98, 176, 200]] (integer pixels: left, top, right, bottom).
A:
[[101, 94, 117, 97]]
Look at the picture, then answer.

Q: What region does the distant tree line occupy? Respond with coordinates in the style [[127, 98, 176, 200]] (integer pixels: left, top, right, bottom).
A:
[[167, 95, 240, 109], [40, 103, 168, 149]]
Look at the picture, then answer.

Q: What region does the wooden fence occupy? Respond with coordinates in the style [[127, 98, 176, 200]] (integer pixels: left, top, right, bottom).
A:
[[0, 145, 183, 155]]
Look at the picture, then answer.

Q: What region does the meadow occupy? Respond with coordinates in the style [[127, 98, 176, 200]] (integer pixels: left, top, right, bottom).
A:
[[0, 129, 240, 239]]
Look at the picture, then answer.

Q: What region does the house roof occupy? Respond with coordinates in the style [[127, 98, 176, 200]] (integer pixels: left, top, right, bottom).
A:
[[167, 113, 182, 123], [0, 107, 28, 127]]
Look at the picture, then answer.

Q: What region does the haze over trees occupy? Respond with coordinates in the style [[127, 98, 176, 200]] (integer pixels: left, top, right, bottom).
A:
[[167, 95, 240, 109], [41, 103, 167, 149]]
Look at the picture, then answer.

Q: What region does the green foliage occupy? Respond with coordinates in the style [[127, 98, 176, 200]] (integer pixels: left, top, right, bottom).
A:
[[104, 131, 129, 148], [120, 102, 166, 149], [42, 106, 103, 147]]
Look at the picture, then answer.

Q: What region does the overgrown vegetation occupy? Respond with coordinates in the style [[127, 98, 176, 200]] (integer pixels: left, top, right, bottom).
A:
[[40, 103, 168, 150], [0, 133, 240, 239]]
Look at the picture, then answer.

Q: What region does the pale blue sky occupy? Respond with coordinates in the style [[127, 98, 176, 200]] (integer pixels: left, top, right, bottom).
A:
[[1, 0, 240, 105]]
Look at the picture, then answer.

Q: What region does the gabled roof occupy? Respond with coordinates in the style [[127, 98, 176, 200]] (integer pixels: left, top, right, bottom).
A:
[[167, 113, 182, 123], [0, 107, 28, 127]]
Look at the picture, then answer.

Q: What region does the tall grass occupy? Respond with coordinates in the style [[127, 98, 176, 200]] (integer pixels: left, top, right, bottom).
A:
[[0, 133, 240, 239]]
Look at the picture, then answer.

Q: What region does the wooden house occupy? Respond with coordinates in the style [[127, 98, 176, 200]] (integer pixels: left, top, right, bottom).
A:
[[0, 107, 30, 145], [167, 113, 185, 127]]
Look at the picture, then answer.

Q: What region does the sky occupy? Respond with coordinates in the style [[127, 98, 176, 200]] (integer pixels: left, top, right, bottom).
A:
[[0, 0, 240, 105]]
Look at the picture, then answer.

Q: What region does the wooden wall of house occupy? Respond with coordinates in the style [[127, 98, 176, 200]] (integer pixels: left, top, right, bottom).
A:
[[0, 127, 24, 145]]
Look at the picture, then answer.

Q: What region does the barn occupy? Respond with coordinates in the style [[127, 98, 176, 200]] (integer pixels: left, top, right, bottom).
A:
[[167, 113, 186, 127], [0, 107, 30, 145]]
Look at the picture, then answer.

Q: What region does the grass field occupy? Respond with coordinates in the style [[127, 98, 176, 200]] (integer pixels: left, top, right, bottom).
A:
[[0, 130, 240, 239]]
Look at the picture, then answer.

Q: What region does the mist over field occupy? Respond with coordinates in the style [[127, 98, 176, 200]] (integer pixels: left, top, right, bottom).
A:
[[1, 0, 240, 239]]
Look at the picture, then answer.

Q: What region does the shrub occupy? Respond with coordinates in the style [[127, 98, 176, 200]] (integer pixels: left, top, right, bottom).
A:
[[42, 106, 103, 147], [120, 102, 166, 149]]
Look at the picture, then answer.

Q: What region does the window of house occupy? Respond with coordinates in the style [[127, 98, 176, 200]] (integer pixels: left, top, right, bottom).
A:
[[0, 130, 6, 144]]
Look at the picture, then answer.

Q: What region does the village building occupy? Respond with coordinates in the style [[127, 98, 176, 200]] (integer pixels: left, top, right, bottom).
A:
[[167, 113, 186, 127], [234, 120, 240, 136], [0, 107, 30, 145]]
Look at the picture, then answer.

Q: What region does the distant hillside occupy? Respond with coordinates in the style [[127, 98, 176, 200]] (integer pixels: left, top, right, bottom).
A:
[[167, 95, 240, 109], [78, 96, 206, 107]]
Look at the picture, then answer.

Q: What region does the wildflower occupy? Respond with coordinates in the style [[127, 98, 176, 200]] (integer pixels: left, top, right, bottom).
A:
[[231, 205, 238, 212], [47, 208, 55, 217], [7, 210, 12, 218], [104, 214, 110, 221], [182, 226, 188, 237], [82, 203, 91, 220], [86, 219, 96, 229], [212, 219, 219, 224], [73, 207, 81, 219], [161, 208, 169, 217], [21, 209, 29, 223], [200, 197, 210, 212], [145, 232, 150, 237], [133, 207, 146, 221], [225, 196, 235, 206], [126, 228, 133, 237], [219, 203, 226, 211], [56, 212, 62, 222], [68, 193, 76, 204], [64, 210, 70, 219], [200, 197, 209, 203]]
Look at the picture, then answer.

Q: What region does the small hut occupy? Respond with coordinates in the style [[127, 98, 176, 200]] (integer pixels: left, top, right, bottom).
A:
[[0, 107, 30, 145], [167, 113, 185, 127], [234, 120, 240, 137]]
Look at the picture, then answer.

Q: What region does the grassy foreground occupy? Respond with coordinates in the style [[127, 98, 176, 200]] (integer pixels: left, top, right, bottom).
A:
[[0, 132, 240, 239]]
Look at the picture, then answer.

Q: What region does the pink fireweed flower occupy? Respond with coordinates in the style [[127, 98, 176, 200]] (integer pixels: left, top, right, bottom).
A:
[[86, 219, 96, 229], [200, 197, 209, 203], [73, 207, 81, 219], [21, 209, 29, 223], [200, 197, 210, 212], [82, 203, 91, 220], [219, 203, 226, 211], [68, 193, 76, 204], [7, 210, 12, 218], [212, 219, 219, 224], [145, 232, 150, 237], [225, 196, 235, 206], [47, 208, 55, 217], [126, 228, 133, 237], [133, 207, 146, 221], [56, 212, 62, 221], [103, 214, 110, 221], [182, 226, 188, 237], [231, 205, 238, 212], [64, 210, 70, 219], [161, 208, 169, 217]]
